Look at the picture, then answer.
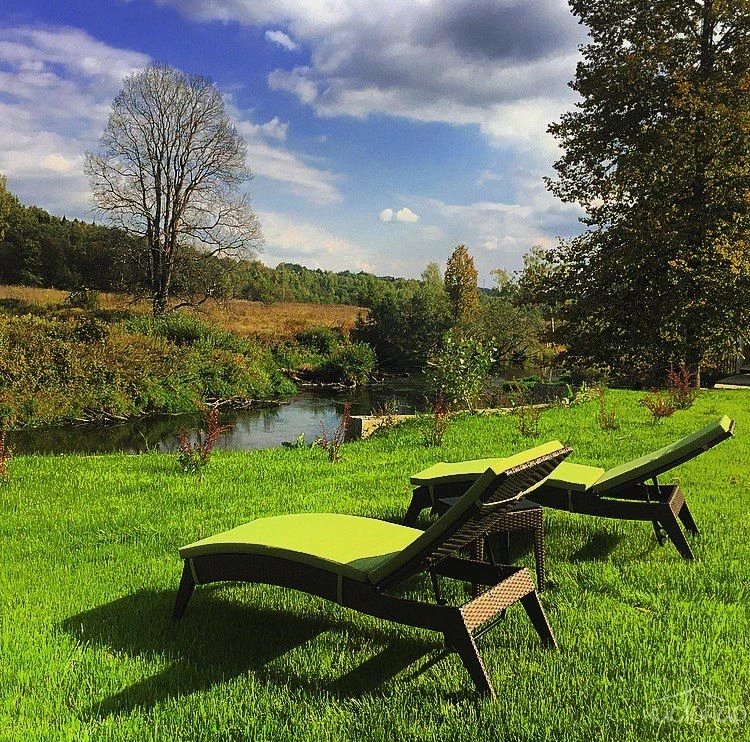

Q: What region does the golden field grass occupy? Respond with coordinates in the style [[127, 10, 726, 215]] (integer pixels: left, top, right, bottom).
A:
[[0, 284, 363, 336]]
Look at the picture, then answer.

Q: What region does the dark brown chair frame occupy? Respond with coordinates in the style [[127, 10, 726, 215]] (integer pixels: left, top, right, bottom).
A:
[[173, 447, 571, 698]]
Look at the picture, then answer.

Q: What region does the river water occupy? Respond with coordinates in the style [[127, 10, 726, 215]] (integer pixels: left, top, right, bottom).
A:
[[6, 379, 428, 456]]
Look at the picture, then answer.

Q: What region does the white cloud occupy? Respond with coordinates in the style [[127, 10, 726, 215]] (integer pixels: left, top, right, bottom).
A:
[[244, 139, 343, 205], [395, 207, 419, 223], [236, 116, 289, 141], [0, 25, 344, 215], [264, 29, 299, 51], [164, 0, 584, 148], [378, 208, 393, 222], [0, 26, 149, 215], [268, 66, 319, 105], [258, 210, 370, 271], [477, 170, 503, 186]]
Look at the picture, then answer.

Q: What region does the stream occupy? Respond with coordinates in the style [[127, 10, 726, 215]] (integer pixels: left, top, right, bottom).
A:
[[6, 379, 428, 455]]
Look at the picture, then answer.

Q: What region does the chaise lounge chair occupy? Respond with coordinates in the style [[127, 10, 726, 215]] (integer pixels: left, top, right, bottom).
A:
[[406, 417, 735, 561], [172, 442, 571, 697]]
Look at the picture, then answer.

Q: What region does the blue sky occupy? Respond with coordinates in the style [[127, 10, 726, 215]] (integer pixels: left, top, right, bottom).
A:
[[0, 0, 587, 282]]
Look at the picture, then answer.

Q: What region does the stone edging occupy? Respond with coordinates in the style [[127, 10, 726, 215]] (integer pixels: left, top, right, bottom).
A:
[[346, 404, 551, 441]]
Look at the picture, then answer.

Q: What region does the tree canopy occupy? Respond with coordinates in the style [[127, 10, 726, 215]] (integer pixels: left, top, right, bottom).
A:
[[547, 0, 750, 383]]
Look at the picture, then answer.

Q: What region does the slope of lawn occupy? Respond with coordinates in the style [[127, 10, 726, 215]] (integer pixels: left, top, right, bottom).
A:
[[1, 390, 748, 741]]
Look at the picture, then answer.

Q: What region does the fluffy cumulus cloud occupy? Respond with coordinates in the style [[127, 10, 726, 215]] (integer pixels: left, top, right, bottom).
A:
[[395, 207, 419, 223], [379, 206, 420, 223], [419, 186, 580, 272], [0, 25, 345, 215], [162, 0, 584, 148], [236, 115, 289, 141], [0, 26, 149, 213], [264, 29, 299, 51], [258, 210, 371, 271], [157, 0, 587, 272]]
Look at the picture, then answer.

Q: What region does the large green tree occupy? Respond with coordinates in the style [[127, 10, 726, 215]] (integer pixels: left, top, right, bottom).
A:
[[548, 0, 750, 383]]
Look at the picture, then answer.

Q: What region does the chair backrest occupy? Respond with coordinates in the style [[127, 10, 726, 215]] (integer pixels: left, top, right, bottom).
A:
[[369, 443, 572, 588], [592, 416, 735, 494]]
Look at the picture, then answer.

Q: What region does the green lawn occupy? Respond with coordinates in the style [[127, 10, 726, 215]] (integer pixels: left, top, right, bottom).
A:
[[1, 391, 749, 741]]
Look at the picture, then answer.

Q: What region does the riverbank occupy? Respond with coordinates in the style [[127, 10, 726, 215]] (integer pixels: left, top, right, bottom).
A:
[[0, 299, 374, 430], [1, 391, 746, 740]]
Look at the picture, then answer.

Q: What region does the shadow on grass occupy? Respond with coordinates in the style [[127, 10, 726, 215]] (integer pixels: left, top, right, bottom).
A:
[[61, 587, 439, 717], [569, 531, 623, 562]]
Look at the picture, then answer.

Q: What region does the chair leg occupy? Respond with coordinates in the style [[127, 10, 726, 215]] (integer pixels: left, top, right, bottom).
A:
[[470, 537, 486, 598], [677, 501, 699, 535], [445, 622, 495, 698], [403, 487, 430, 526], [494, 530, 511, 566], [652, 520, 667, 546], [519, 591, 557, 649], [658, 514, 695, 560], [172, 561, 196, 621], [532, 523, 546, 592]]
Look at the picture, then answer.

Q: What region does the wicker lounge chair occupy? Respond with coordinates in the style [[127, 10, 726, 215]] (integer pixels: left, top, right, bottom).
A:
[[406, 417, 735, 561], [172, 442, 571, 698]]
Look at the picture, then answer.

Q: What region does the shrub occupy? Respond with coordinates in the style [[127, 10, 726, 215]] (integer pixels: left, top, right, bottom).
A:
[[314, 403, 351, 462], [418, 391, 451, 447], [427, 330, 494, 411], [127, 313, 208, 345], [0, 313, 295, 427], [65, 289, 101, 311], [667, 367, 698, 409], [177, 407, 232, 476], [0, 298, 42, 317], [597, 385, 619, 430], [640, 389, 677, 419], [508, 381, 543, 437], [369, 398, 400, 437], [295, 327, 342, 355], [316, 343, 376, 385]]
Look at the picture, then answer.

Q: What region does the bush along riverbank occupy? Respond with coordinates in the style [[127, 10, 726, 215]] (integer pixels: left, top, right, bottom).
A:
[[0, 300, 375, 429]]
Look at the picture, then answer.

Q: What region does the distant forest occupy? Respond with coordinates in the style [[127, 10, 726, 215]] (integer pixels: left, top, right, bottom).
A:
[[0, 195, 419, 307]]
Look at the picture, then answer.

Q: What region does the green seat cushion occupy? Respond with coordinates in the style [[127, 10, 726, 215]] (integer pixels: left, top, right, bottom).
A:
[[592, 416, 735, 494], [180, 513, 422, 583], [409, 441, 565, 486], [371, 442, 565, 584]]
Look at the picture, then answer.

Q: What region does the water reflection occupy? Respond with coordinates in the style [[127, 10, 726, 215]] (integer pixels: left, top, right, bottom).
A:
[[8, 380, 427, 456]]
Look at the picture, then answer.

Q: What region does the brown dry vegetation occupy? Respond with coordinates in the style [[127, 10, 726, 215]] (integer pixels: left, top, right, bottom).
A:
[[0, 284, 362, 336]]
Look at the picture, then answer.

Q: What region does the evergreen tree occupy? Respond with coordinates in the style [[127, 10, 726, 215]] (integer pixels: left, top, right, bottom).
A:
[[444, 244, 480, 323], [548, 0, 750, 384]]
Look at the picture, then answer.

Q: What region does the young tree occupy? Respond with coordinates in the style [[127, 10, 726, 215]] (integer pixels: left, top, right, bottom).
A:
[[547, 0, 750, 384], [421, 261, 442, 285], [444, 244, 480, 323], [86, 63, 262, 315]]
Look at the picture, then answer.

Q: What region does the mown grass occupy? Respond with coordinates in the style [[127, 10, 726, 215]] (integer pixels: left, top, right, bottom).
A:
[[0, 285, 361, 337], [1, 390, 748, 741]]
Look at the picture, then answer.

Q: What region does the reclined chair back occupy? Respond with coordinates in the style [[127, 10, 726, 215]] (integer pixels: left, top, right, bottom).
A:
[[371, 443, 571, 589], [592, 416, 735, 495]]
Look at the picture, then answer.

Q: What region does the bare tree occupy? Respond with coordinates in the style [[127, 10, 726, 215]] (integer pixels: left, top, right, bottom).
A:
[[86, 62, 262, 315]]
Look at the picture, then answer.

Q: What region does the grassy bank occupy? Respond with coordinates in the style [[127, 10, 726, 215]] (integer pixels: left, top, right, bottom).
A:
[[0, 295, 372, 428], [1, 390, 748, 740]]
